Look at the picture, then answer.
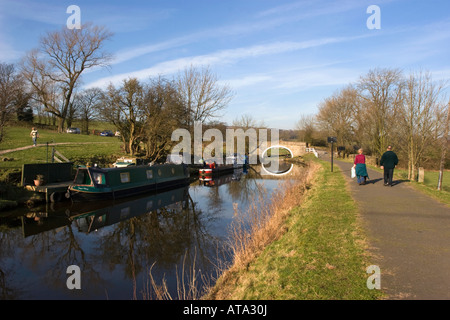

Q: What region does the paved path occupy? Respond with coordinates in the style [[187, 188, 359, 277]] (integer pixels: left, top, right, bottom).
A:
[[327, 158, 450, 299]]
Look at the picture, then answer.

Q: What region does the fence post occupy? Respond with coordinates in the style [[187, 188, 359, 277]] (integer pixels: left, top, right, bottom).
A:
[[418, 167, 425, 183]]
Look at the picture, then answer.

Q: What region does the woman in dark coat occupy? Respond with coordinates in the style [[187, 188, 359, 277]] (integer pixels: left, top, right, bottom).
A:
[[353, 148, 369, 185]]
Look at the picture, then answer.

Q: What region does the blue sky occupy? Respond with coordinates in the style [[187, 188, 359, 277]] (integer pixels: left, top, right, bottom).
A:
[[1, 0, 449, 129]]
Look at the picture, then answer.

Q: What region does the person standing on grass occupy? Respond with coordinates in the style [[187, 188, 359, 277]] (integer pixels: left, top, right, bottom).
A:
[[30, 127, 39, 147], [353, 148, 369, 185], [380, 145, 399, 187]]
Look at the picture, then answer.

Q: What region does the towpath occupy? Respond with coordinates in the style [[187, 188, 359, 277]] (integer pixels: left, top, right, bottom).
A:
[[326, 157, 450, 299]]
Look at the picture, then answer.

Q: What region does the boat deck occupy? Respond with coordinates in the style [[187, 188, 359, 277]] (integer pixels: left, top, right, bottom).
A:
[[25, 181, 72, 202]]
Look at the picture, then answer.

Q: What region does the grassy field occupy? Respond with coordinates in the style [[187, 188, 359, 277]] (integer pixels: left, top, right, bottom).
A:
[[208, 156, 383, 300], [0, 125, 119, 150], [0, 125, 124, 169], [0, 124, 125, 208]]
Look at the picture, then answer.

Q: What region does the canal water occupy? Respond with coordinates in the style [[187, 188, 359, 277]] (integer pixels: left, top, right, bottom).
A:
[[0, 164, 299, 300]]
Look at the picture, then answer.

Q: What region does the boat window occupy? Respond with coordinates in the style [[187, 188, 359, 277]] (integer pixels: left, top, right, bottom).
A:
[[74, 169, 92, 185], [120, 172, 130, 183], [146, 170, 153, 179], [93, 172, 106, 185]]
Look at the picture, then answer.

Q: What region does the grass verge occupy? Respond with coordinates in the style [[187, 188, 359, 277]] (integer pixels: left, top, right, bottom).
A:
[[207, 157, 383, 300], [0, 126, 123, 170]]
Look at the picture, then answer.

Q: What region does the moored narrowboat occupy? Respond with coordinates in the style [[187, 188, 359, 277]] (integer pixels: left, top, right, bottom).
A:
[[199, 163, 237, 177], [67, 163, 189, 201]]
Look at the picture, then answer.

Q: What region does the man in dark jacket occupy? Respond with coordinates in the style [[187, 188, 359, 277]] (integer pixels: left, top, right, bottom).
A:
[[380, 145, 399, 186]]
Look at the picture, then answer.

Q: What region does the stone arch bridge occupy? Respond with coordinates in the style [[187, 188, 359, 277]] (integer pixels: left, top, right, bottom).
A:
[[253, 140, 307, 158]]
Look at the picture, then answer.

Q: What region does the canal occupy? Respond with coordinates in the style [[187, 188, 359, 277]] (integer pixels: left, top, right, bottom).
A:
[[0, 164, 300, 299]]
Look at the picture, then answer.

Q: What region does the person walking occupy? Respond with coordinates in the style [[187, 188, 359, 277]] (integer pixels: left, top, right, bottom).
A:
[[380, 145, 399, 186], [353, 148, 369, 185], [30, 127, 39, 147]]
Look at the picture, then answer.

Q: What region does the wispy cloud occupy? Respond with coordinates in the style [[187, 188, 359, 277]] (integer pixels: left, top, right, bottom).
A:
[[112, 33, 201, 65], [0, 0, 63, 25], [274, 68, 361, 91], [255, 0, 369, 20], [85, 35, 367, 89], [255, 0, 315, 18], [220, 74, 272, 88], [0, 39, 21, 62], [107, 0, 380, 67]]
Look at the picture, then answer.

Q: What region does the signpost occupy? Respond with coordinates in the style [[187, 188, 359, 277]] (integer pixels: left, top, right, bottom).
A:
[[327, 137, 337, 172]]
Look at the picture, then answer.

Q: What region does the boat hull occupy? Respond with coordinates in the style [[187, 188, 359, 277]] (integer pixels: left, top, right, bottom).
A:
[[69, 177, 189, 202], [199, 164, 243, 176], [68, 164, 190, 202]]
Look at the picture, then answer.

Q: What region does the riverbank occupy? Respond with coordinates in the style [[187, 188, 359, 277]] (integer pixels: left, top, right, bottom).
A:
[[206, 156, 383, 300]]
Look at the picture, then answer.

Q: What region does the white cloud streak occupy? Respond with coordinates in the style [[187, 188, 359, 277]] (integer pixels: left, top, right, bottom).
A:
[[85, 35, 368, 89], [108, 0, 380, 67]]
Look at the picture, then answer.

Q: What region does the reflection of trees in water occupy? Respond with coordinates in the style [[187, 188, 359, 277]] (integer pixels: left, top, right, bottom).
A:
[[0, 213, 104, 298], [229, 164, 304, 205], [92, 191, 221, 298], [0, 165, 303, 299], [0, 185, 222, 299], [205, 184, 224, 213], [0, 221, 22, 299], [46, 223, 104, 295], [226, 167, 271, 205]]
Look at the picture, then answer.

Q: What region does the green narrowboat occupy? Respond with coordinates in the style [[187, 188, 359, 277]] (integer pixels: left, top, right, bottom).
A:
[[67, 163, 189, 201]]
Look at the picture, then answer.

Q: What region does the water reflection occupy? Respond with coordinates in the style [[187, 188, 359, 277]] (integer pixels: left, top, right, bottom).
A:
[[0, 164, 298, 299]]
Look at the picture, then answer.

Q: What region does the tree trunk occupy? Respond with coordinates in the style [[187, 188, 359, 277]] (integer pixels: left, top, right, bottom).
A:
[[408, 159, 412, 180], [129, 139, 135, 156], [58, 116, 65, 133]]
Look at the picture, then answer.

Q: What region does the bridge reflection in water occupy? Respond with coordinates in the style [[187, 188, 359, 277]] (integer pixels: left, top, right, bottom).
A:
[[0, 164, 302, 299]]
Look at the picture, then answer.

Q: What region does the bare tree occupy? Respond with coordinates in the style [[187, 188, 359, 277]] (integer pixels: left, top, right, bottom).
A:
[[99, 78, 145, 155], [396, 71, 446, 180], [295, 114, 317, 146], [22, 23, 113, 132], [231, 113, 268, 156], [357, 68, 403, 157], [66, 100, 79, 129], [232, 114, 260, 129], [177, 65, 233, 132], [76, 88, 102, 134], [0, 63, 25, 142], [316, 85, 358, 148], [14, 88, 33, 123], [141, 77, 186, 161]]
